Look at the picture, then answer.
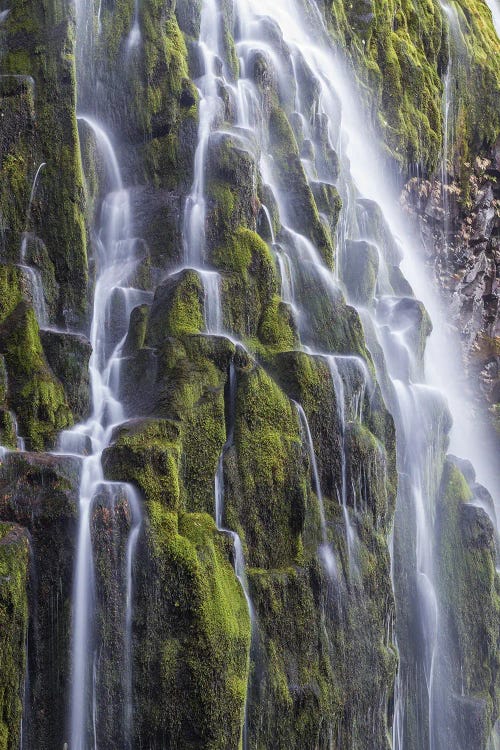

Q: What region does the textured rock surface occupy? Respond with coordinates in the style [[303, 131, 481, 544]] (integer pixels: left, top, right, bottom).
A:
[[402, 144, 500, 438], [0, 0, 498, 747]]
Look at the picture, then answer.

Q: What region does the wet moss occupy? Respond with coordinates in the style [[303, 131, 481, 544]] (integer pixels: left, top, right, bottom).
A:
[[0, 410, 17, 450], [205, 134, 259, 252], [435, 461, 500, 744], [0, 523, 29, 750], [1, 0, 88, 324], [134, 505, 251, 749], [0, 301, 73, 450], [0, 452, 80, 749], [103, 419, 182, 509], [325, 0, 500, 175], [246, 565, 341, 749], [256, 294, 297, 353], [116, 334, 233, 513], [224, 362, 307, 569], [268, 104, 334, 268], [146, 270, 204, 343], [40, 330, 91, 422]]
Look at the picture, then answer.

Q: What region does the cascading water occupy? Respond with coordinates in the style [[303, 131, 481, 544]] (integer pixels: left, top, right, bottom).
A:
[[294, 401, 338, 578], [187, 0, 256, 657], [214, 363, 254, 748], [8, 0, 491, 745], [210, 0, 498, 746], [16, 161, 49, 327], [20, 161, 45, 264], [58, 1, 148, 745], [126, 0, 141, 51]]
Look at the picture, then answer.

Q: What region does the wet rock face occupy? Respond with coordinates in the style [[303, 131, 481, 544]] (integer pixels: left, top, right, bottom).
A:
[[401, 148, 500, 437], [0, 452, 80, 750], [40, 329, 92, 421], [0, 0, 498, 746], [0, 522, 29, 750]]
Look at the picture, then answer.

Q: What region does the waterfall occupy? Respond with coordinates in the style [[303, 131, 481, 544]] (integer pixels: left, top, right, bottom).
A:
[[7, 0, 491, 745], [181, 0, 226, 332], [60, 1, 147, 744], [20, 161, 45, 264], [126, 0, 141, 51], [16, 161, 49, 327], [214, 362, 255, 748], [66, 114, 145, 746], [294, 401, 338, 579], [224, 0, 497, 745]]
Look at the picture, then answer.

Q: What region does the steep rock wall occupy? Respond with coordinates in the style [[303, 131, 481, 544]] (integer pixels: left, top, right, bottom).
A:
[[0, 0, 498, 749]]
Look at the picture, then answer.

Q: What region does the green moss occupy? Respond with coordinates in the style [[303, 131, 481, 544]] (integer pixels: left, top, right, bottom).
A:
[[324, 0, 500, 174], [0, 266, 23, 323], [0, 410, 17, 450], [267, 104, 334, 267], [135, 504, 251, 748], [0, 524, 29, 750], [115, 334, 233, 513], [212, 227, 270, 277], [211, 228, 297, 353], [224, 363, 307, 569], [0, 300, 72, 450], [103, 419, 182, 509], [205, 137, 259, 251], [136, 10, 199, 188], [152, 270, 204, 340], [310, 181, 342, 235], [145, 270, 204, 347], [155, 336, 231, 512], [1, 0, 88, 322], [436, 461, 500, 738], [246, 566, 341, 747]]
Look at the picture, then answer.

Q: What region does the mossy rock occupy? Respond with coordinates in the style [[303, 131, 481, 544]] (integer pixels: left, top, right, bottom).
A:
[[0, 451, 80, 749], [118, 334, 234, 513], [246, 565, 341, 749], [0, 301, 73, 450], [146, 269, 204, 345], [435, 461, 500, 747], [0, 409, 17, 450], [214, 227, 297, 352], [267, 103, 334, 268], [40, 329, 91, 421], [1, 0, 88, 324], [133, 505, 251, 749], [224, 361, 308, 569], [103, 418, 182, 509], [0, 523, 29, 750], [341, 239, 379, 305], [205, 135, 259, 252]]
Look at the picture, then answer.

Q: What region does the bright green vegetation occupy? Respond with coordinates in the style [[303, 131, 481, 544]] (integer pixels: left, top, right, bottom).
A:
[[0, 266, 73, 449], [325, 0, 500, 174], [134, 506, 251, 748]]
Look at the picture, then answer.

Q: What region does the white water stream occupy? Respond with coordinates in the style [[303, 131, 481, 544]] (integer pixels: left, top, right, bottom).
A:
[[19, 0, 494, 745]]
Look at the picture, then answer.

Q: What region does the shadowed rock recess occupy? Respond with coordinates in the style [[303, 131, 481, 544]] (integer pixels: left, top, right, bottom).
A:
[[0, 0, 498, 748]]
